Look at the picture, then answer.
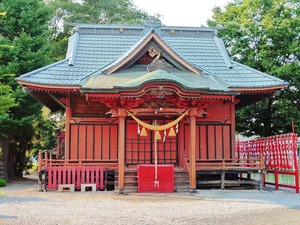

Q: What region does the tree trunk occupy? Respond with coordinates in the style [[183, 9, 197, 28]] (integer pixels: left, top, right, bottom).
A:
[[263, 97, 273, 137], [7, 143, 17, 180], [0, 137, 10, 181]]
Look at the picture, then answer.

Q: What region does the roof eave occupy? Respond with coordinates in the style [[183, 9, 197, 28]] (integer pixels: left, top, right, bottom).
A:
[[17, 81, 81, 92], [230, 85, 287, 92]]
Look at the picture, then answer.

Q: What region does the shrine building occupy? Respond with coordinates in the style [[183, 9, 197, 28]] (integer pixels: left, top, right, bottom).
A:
[[17, 18, 287, 193]]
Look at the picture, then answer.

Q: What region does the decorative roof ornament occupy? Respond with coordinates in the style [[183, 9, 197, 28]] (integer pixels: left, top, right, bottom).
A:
[[147, 51, 173, 72], [148, 47, 159, 57], [144, 17, 162, 29], [147, 59, 173, 72]]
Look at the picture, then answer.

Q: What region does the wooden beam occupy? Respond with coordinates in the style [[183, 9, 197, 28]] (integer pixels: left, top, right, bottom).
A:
[[48, 93, 66, 109], [128, 107, 186, 115], [117, 109, 126, 194], [189, 108, 197, 192]]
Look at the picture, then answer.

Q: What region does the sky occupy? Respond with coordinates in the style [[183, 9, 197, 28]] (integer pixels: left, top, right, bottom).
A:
[[132, 0, 233, 27]]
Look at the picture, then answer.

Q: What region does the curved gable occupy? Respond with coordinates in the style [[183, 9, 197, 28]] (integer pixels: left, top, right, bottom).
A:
[[102, 31, 202, 75]]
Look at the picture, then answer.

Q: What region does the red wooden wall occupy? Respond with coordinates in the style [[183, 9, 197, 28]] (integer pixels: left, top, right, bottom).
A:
[[69, 122, 118, 161], [67, 95, 235, 164], [183, 102, 234, 160], [184, 123, 232, 160]]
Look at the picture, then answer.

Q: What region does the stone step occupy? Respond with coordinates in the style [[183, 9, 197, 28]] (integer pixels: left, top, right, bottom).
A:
[[175, 178, 189, 181], [123, 186, 138, 193], [175, 186, 190, 192]]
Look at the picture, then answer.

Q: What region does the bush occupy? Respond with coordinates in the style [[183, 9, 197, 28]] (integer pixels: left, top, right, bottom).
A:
[[0, 178, 7, 187]]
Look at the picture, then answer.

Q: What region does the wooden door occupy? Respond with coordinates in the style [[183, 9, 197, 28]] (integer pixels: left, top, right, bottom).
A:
[[125, 119, 178, 165]]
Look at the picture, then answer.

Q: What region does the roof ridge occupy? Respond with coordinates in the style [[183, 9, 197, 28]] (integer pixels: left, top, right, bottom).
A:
[[66, 21, 225, 32], [66, 21, 143, 30], [67, 32, 79, 66], [214, 36, 233, 69]]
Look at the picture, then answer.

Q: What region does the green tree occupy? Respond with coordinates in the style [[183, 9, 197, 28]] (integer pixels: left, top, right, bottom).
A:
[[0, 13, 17, 122], [0, 0, 52, 177], [0, 0, 149, 178], [0, 12, 16, 120], [208, 0, 300, 137], [47, 0, 149, 61], [32, 107, 64, 154], [0, 84, 17, 118]]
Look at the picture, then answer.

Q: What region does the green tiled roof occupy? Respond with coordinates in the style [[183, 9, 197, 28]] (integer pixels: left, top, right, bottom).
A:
[[82, 69, 234, 94], [17, 18, 286, 90]]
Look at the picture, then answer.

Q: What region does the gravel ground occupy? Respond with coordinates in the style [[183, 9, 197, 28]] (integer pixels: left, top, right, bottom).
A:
[[1, 176, 300, 225]]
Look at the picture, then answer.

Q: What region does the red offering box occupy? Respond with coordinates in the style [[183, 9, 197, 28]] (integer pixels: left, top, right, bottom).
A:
[[137, 164, 174, 193]]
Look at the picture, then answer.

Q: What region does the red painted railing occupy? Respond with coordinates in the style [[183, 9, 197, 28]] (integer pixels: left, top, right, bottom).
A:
[[37, 150, 108, 191], [196, 158, 263, 170], [46, 166, 105, 191], [236, 133, 299, 193], [236, 133, 297, 170]]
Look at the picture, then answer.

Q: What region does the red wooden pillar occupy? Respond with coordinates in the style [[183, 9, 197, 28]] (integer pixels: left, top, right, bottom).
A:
[[38, 150, 42, 172], [178, 120, 185, 166], [274, 169, 279, 190], [189, 108, 197, 192], [56, 134, 60, 159], [230, 97, 236, 158], [38, 150, 43, 192], [292, 133, 299, 193], [117, 108, 126, 194], [65, 95, 72, 161]]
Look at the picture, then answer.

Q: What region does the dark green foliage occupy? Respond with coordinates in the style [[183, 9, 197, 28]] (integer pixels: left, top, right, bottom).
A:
[[0, 178, 6, 187], [0, 83, 17, 119], [0, 0, 149, 178], [0, 0, 53, 177], [208, 0, 300, 137]]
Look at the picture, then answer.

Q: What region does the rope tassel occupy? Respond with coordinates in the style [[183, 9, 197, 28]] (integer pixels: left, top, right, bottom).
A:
[[140, 127, 148, 136], [168, 127, 176, 137], [155, 131, 162, 140]]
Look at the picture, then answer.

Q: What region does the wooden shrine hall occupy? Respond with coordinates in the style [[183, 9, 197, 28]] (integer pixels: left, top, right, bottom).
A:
[[17, 17, 287, 193]]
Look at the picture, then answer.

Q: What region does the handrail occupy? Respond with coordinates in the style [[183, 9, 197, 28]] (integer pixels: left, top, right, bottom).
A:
[[196, 158, 262, 170], [40, 156, 118, 167], [183, 149, 190, 175]]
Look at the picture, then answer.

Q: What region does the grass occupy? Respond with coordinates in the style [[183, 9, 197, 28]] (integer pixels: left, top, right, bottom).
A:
[[0, 178, 6, 197], [250, 172, 300, 187], [0, 178, 6, 187]]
